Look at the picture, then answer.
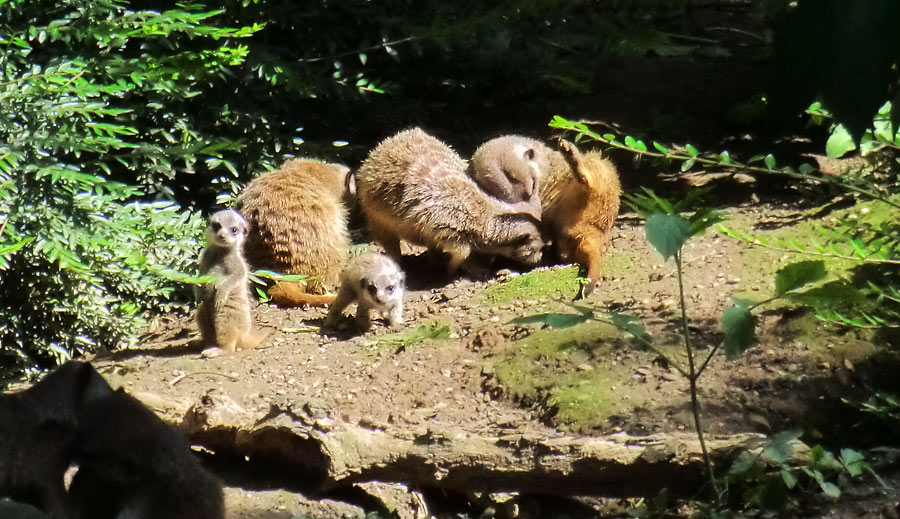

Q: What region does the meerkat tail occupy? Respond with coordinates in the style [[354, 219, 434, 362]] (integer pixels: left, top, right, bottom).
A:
[[268, 282, 337, 307], [242, 327, 275, 349]]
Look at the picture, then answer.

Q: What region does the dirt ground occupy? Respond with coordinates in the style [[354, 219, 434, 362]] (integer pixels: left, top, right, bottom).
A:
[[84, 193, 900, 518]]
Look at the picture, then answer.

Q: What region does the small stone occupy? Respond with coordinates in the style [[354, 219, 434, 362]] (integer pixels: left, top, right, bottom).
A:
[[576, 363, 594, 371]]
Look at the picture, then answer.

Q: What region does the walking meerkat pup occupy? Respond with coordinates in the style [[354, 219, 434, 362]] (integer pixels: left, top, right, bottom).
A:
[[540, 139, 621, 297], [236, 159, 352, 306], [324, 253, 405, 331], [196, 209, 268, 353], [356, 128, 544, 275], [467, 135, 550, 218]]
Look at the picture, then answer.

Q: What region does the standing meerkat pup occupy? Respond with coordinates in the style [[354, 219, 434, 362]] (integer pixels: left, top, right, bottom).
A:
[[468, 135, 550, 219], [196, 209, 267, 353], [541, 139, 622, 297], [356, 128, 544, 274], [236, 159, 352, 306], [324, 253, 405, 331]]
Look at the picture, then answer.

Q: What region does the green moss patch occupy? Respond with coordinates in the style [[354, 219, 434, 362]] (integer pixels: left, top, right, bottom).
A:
[[488, 321, 629, 432], [373, 320, 451, 350], [482, 265, 581, 305]]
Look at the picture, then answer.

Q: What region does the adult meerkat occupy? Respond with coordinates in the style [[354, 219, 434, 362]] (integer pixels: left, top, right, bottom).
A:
[[196, 209, 267, 353], [324, 253, 405, 331], [468, 135, 550, 219], [541, 139, 622, 296], [236, 159, 352, 306], [356, 128, 544, 274], [0, 362, 113, 519], [70, 388, 224, 519]]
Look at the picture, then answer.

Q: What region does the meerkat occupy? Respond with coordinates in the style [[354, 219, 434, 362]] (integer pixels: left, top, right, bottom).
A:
[[236, 159, 352, 306], [324, 253, 405, 331], [541, 139, 622, 297], [70, 387, 224, 519], [196, 209, 267, 353], [0, 361, 114, 519], [356, 128, 545, 275], [467, 135, 550, 218]]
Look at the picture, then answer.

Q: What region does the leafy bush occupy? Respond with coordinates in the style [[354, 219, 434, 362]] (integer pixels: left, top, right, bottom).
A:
[[0, 1, 260, 372]]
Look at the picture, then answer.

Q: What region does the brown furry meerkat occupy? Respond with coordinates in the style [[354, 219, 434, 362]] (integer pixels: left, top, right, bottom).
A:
[[69, 387, 225, 519], [0, 361, 113, 519], [356, 128, 545, 274], [467, 135, 550, 218], [235, 159, 352, 306], [196, 209, 268, 352], [324, 253, 405, 331], [541, 139, 622, 296]]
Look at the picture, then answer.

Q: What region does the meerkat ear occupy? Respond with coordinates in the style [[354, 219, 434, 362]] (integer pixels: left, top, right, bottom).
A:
[[524, 148, 536, 160]]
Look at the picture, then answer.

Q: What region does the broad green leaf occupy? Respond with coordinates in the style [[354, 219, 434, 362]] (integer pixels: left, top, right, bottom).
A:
[[680, 158, 695, 172], [774, 260, 826, 296], [825, 124, 856, 158], [645, 213, 690, 260], [722, 303, 755, 359], [763, 429, 801, 464], [818, 479, 840, 499], [763, 154, 776, 169], [685, 144, 699, 157], [652, 141, 669, 154], [607, 312, 650, 343], [624, 135, 638, 148], [780, 467, 798, 489], [511, 313, 590, 329], [840, 448, 866, 477]]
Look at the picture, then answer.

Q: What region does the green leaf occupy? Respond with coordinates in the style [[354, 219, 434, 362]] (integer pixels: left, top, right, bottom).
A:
[[839, 448, 866, 477], [680, 158, 695, 172], [825, 124, 857, 158], [652, 141, 669, 154], [774, 260, 826, 296], [763, 429, 801, 464], [818, 480, 841, 499], [685, 144, 699, 157], [718, 151, 731, 164], [607, 312, 650, 343], [511, 313, 590, 329], [688, 208, 724, 236], [722, 302, 755, 359], [763, 154, 776, 169], [780, 467, 798, 489], [645, 213, 690, 260]]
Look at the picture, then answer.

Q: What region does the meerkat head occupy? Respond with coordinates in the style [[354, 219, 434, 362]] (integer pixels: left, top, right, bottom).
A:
[[494, 213, 545, 266], [206, 209, 248, 250], [470, 136, 548, 218], [358, 261, 405, 308]]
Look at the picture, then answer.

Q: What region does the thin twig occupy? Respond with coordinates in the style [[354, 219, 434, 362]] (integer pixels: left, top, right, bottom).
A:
[[169, 371, 240, 386]]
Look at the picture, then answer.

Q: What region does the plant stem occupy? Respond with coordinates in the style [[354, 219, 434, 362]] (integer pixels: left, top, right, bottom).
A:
[[553, 119, 900, 211], [675, 251, 720, 504]]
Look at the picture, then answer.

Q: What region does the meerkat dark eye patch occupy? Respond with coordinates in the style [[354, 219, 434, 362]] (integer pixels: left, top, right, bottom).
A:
[[385, 285, 394, 294], [367, 283, 378, 296], [230, 226, 239, 234], [211, 222, 221, 231]]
